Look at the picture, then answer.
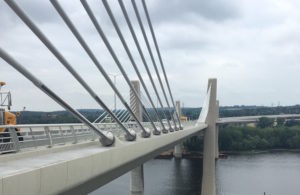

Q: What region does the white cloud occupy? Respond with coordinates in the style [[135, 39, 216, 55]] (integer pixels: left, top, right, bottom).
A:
[[0, 0, 300, 111]]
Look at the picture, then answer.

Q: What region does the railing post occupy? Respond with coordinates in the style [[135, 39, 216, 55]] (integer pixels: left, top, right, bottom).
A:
[[59, 126, 66, 145], [201, 78, 217, 195], [29, 127, 38, 148], [9, 127, 20, 152], [130, 80, 144, 195], [45, 126, 53, 148], [174, 101, 183, 158], [90, 125, 96, 141], [70, 126, 78, 144]]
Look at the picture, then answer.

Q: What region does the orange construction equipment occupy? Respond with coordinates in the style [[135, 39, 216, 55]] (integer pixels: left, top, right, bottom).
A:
[[0, 82, 21, 138]]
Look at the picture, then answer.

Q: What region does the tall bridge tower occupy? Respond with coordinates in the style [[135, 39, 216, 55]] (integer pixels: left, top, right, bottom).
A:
[[199, 78, 218, 195]]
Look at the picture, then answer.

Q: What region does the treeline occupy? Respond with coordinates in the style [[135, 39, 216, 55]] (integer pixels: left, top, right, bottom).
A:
[[17, 110, 103, 124], [181, 105, 300, 120], [15, 105, 300, 124], [17, 108, 176, 124], [220, 105, 300, 118], [219, 125, 300, 151], [183, 105, 300, 120], [184, 118, 300, 152]]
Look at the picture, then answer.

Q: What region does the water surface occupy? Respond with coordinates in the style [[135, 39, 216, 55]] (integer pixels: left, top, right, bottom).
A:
[[217, 152, 300, 195], [91, 152, 300, 195], [92, 159, 202, 195]]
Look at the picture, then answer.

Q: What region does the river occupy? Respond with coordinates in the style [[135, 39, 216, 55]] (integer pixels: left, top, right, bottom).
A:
[[90, 151, 300, 195]]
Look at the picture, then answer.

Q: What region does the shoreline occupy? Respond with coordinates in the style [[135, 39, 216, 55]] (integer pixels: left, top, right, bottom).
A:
[[222, 148, 300, 155], [156, 148, 300, 159]]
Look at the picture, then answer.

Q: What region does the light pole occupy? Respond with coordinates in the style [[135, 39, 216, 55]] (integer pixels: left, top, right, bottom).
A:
[[109, 73, 121, 110]]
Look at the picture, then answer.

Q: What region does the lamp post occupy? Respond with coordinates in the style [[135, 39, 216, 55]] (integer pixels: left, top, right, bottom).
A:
[[108, 73, 121, 110]]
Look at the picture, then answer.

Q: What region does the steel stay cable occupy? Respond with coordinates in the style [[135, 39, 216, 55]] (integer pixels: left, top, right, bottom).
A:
[[5, 0, 135, 141], [117, 110, 129, 122], [93, 92, 130, 123], [80, 0, 159, 135], [141, 0, 182, 129], [50, 0, 150, 138], [100, 0, 165, 133], [0, 48, 114, 146], [118, 0, 172, 131], [120, 110, 130, 122], [131, 0, 178, 130]]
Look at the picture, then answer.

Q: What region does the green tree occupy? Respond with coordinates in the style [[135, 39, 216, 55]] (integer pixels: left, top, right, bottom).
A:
[[285, 119, 300, 127], [276, 118, 285, 126], [257, 117, 274, 128], [287, 135, 300, 148]]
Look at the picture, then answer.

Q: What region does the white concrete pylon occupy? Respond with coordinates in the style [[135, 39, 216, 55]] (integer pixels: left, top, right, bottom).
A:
[[130, 81, 142, 121], [130, 80, 144, 195], [131, 165, 144, 195], [174, 101, 183, 158], [201, 78, 217, 195], [174, 144, 183, 158], [197, 84, 211, 124], [215, 100, 219, 159]]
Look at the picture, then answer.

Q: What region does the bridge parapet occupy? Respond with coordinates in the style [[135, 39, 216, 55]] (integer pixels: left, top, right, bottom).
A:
[[0, 121, 195, 154]]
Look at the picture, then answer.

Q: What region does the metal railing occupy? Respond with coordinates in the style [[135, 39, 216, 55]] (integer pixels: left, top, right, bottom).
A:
[[0, 124, 97, 154], [0, 121, 194, 154]]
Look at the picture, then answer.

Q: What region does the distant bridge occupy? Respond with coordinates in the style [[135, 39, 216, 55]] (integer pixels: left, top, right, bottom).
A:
[[218, 114, 300, 125]]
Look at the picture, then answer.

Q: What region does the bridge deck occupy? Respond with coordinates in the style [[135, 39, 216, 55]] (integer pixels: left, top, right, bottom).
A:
[[0, 123, 206, 195]]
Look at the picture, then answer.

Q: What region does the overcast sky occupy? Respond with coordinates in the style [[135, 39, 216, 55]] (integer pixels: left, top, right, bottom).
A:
[[1, 0, 300, 111]]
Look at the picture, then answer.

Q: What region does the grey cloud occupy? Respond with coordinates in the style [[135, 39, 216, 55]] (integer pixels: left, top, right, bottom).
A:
[[1, 0, 300, 111], [18, 0, 57, 23], [145, 0, 240, 23]]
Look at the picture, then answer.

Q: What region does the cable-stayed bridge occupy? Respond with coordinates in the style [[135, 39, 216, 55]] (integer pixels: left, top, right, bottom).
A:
[[1, 1, 300, 195]]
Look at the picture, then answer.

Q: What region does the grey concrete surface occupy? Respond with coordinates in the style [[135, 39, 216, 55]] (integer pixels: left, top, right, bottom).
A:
[[130, 80, 144, 195], [215, 101, 219, 159], [201, 78, 217, 195], [174, 101, 183, 158], [174, 144, 182, 158], [130, 165, 144, 195]]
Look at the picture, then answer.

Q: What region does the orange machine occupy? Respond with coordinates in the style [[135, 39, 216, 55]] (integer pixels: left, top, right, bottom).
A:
[[0, 82, 21, 139], [180, 116, 188, 122], [0, 110, 19, 132]]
